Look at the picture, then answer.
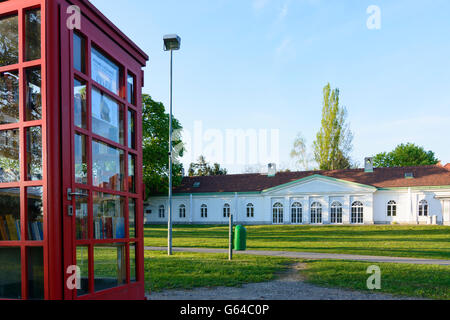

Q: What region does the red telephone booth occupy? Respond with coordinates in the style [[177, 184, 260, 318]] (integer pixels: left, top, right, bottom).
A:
[[0, 0, 148, 300]]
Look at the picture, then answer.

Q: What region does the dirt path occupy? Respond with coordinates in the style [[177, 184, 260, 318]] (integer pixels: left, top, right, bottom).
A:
[[147, 263, 420, 301]]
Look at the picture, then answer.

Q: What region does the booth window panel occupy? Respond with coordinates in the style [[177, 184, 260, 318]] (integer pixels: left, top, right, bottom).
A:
[[127, 73, 135, 105], [127, 109, 135, 149], [128, 154, 135, 193], [92, 140, 124, 192], [128, 198, 135, 239], [91, 47, 121, 95], [0, 14, 18, 67], [130, 243, 136, 282], [26, 187, 43, 241], [73, 33, 86, 74], [0, 129, 20, 183], [74, 134, 87, 184], [94, 244, 126, 292], [0, 247, 21, 299], [25, 67, 42, 121], [26, 126, 42, 181], [74, 78, 87, 129], [91, 88, 124, 144], [76, 246, 89, 297], [75, 189, 89, 240], [0, 188, 20, 241], [93, 192, 125, 240], [0, 70, 19, 125], [24, 9, 41, 62], [27, 247, 44, 300]]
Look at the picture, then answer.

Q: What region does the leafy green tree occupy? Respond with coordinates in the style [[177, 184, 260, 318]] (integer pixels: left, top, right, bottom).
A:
[[313, 83, 353, 170], [373, 143, 439, 168], [142, 95, 184, 197], [188, 156, 228, 177]]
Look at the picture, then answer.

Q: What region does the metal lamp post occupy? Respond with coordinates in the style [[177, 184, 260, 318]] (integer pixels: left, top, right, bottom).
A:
[[163, 34, 181, 256]]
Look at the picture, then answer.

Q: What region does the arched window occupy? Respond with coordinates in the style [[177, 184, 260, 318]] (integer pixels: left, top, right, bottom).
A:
[[273, 203, 284, 224], [223, 204, 230, 218], [419, 200, 428, 217], [247, 204, 255, 218], [201, 204, 208, 218], [179, 204, 186, 218], [159, 205, 165, 218], [331, 202, 343, 224], [351, 201, 364, 224], [387, 201, 397, 217], [291, 202, 302, 224], [311, 202, 322, 224]]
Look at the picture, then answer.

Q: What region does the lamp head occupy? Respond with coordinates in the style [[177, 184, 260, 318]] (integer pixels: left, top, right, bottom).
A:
[[163, 34, 181, 51]]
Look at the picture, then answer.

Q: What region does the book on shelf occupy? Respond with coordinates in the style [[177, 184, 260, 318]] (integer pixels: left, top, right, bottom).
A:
[[0, 215, 21, 241], [94, 216, 125, 240]]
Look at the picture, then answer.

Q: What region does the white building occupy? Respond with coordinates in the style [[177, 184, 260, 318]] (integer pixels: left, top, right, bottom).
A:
[[145, 161, 450, 226]]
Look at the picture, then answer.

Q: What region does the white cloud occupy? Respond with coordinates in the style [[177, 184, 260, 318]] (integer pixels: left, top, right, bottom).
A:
[[275, 36, 292, 55], [253, 0, 270, 11]]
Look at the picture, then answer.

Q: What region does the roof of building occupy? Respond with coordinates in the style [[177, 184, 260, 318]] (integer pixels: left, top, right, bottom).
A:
[[171, 165, 450, 195], [445, 163, 450, 171]]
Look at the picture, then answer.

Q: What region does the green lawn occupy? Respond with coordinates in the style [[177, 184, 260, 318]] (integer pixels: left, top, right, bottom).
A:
[[302, 260, 450, 300], [144, 251, 292, 293], [144, 224, 450, 260]]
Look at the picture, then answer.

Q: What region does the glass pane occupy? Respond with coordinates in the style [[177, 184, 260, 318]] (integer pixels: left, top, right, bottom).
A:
[[91, 47, 120, 95], [0, 129, 20, 183], [0, 70, 19, 124], [127, 73, 135, 105], [92, 140, 124, 191], [0, 188, 20, 241], [27, 247, 44, 300], [75, 189, 89, 240], [73, 33, 86, 73], [94, 244, 126, 292], [74, 134, 87, 184], [93, 192, 125, 240], [128, 109, 135, 149], [25, 9, 41, 62], [74, 79, 87, 129], [25, 67, 42, 121], [128, 154, 135, 193], [76, 246, 89, 296], [92, 88, 124, 144], [26, 126, 42, 181], [130, 243, 136, 282], [129, 199, 136, 239], [0, 15, 18, 67], [27, 187, 43, 241], [0, 247, 21, 299]]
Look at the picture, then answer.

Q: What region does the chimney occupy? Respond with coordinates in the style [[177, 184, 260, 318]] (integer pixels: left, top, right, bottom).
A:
[[364, 157, 374, 173], [268, 163, 277, 177]]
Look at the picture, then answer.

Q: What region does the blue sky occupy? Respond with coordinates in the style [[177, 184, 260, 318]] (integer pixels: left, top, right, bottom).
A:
[[92, 0, 450, 173]]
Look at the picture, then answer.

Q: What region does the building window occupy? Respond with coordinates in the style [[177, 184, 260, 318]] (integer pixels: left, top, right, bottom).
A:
[[331, 202, 343, 224], [387, 201, 397, 217], [201, 204, 208, 218], [310, 202, 322, 224], [419, 200, 428, 217], [273, 203, 284, 224], [179, 205, 186, 218], [291, 202, 302, 224], [159, 205, 165, 218], [223, 204, 230, 218], [351, 201, 364, 224], [247, 204, 255, 218]]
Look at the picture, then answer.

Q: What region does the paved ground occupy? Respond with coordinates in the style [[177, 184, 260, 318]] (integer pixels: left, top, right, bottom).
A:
[[145, 247, 450, 266], [147, 263, 420, 300]]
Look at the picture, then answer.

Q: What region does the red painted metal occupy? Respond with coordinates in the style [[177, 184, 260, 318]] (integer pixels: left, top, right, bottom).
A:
[[0, 0, 148, 300]]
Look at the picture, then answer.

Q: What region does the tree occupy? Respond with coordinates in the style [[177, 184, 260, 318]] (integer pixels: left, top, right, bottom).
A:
[[373, 143, 439, 168], [188, 156, 228, 177], [142, 94, 185, 197], [313, 83, 353, 171], [290, 132, 315, 171]]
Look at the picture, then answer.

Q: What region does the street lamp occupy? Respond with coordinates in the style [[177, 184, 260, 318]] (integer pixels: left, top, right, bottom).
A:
[[164, 34, 181, 256]]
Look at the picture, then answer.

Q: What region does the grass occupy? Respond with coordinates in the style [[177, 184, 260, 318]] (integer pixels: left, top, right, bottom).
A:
[[144, 224, 450, 260], [301, 260, 450, 300], [144, 251, 292, 293]]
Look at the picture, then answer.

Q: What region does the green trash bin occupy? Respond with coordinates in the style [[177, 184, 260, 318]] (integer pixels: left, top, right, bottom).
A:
[[234, 225, 247, 251]]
